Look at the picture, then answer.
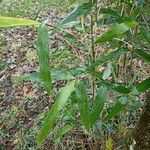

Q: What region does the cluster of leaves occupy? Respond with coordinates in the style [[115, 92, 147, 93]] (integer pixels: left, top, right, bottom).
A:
[[0, 0, 150, 148]]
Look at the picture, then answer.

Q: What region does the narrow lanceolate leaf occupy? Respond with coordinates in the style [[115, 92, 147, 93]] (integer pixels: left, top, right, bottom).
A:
[[90, 86, 107, 126], [140, 28, 150, 45], [87, 48, 127, 70], [76, 81, 91, 131], [59, 2, 93, 25], [87, 69, 103, 79], [102, 62, 112, 80], [0, 16, 39, 28], [112, 84, 131, 94], [37, 81, 75, 147], [22, 72, 40, 82], [136, 77, 150, 93], [105, 97, 128, 120], [54, 124, 75, 142], [95, 21, 138, 44], [134, 49, 150, 64], [38, 25, 51, 94], [99, 8, 122, 22]]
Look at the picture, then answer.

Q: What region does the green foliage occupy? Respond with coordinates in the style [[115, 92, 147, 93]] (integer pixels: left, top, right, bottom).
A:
[[140, 28, 150, 45], [90, 86, 107, 125], [0, 16, 39, 27], [76, 81, 91, 131], [60, 1, 93, 25], [136, 77, 150, 93], [99, 8, 122, 22], [87, 48, 127, 70], [54, 124, 75, 142], [95, 21, 138, 44], [1, 0, 150, 148], [112, 84, 131, 94], [37, 80, 75, 146], [105, 97, 128, 120], [102, 62, 112, 80], [37, 24, 51, 94], [134, 49, 150, 63]]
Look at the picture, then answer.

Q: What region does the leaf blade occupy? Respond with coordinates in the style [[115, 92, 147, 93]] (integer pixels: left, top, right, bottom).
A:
[[0, 16, 39, 28], [112, 84, 131, 94], [136, 77, 150, 93], [59, 2, 93, 26], [87, 48, 127, 71], [134, 49, 150, 64], [95, 21, 138, 44], [105, 97, 128, 120], [37, 81, 75, 147], [140, 28, 150, 45], [102, 62, 112, 80], [76, 81, 91, 131], [37, 25, 51, 94], [90, 86, 107, 126], [54, 124, 75, 142]]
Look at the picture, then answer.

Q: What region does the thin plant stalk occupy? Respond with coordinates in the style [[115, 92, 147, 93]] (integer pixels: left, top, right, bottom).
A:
[[91, 1, 96, 101]]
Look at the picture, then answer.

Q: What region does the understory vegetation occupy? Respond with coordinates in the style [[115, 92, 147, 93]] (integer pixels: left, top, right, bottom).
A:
[[0, 0, 150, 149]]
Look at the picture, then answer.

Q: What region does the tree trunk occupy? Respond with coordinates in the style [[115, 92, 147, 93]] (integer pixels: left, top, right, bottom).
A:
[[133, 90, 150, 149]]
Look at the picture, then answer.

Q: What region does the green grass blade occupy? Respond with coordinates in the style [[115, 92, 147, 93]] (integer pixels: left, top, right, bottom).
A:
[[37, 80, 75, 147], [90, 86, 107, 126], [95, 21, 138, 44], [76, 81, 91, 131], [37, 25, 51, 94], [0, 16, 39, 28]]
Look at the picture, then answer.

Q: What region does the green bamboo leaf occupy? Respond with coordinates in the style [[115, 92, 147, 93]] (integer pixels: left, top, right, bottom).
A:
[[95, 21, 138, 44], [136, 77, 150, 93], [52, 70, 74, 81], [0, 16, 39, 28], [140, 28, 150, 45], [76, 81, 91, 131], [102, 62, 112, 80], [59, 21, 80, 28], [54, 124, 75, 142], [90, 86, 107, 126], [112, 84, 131, 94], [22, 72, 40, 82], [100, 8, 120, 17], [37, 80, 75, 147], [99, 8, 122, 22], [87, 69, 103, 79], [87, 48, 127, 70], [22, 69, 75, 83], [59, 2, 93, 25], [105, 97, 128, 120], [37, 25, 51, 94], [134, 49, 150, 64]]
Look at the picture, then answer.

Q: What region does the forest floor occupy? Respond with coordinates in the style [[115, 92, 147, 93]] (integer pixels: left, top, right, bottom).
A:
[[0, 4, 150, 150]]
